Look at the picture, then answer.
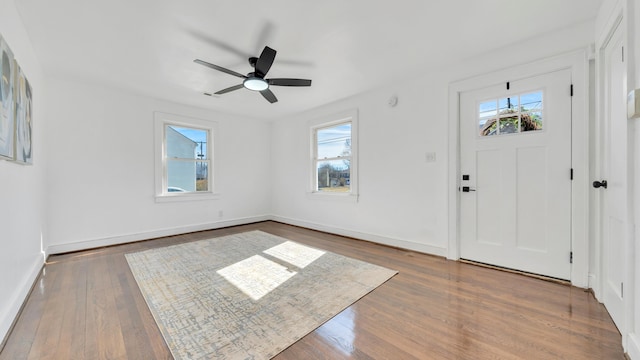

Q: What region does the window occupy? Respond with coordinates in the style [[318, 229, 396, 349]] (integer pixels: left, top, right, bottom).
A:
[[478, 91, 543, 137], [154, 112, 218, 202], [310, 110, 358, 200]]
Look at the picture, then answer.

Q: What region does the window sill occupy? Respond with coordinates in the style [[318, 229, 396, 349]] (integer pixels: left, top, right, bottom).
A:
[[155, 192, 220, 203], [305, 192, 359, 203]]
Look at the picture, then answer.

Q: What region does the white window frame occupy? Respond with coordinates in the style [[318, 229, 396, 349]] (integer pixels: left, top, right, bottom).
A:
[[308, 109, 358, 202], [154, 112, 219, 202]]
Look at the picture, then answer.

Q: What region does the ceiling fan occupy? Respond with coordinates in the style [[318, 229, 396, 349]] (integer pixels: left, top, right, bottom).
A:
[[194, 46, 312, 104]]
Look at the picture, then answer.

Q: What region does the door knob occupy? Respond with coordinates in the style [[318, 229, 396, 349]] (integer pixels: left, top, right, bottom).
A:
[[593, 180, 608, 189]]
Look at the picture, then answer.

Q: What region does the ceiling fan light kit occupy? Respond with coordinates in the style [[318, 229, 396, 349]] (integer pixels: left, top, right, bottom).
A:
[[195, 46, 311, 103], [243, 76, 269, 91]]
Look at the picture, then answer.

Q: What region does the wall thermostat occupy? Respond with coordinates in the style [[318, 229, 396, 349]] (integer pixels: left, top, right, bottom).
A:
[[628, 89, 640, 119]]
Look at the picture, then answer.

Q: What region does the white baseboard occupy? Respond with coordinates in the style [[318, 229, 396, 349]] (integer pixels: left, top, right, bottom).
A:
[[46, 214, 448, 258], [628, 333, 640, 360], [588, 273, 602, 301], [46, 215, 271, 255], [271, 215, 447, 257], [1, 255, 43, 346]]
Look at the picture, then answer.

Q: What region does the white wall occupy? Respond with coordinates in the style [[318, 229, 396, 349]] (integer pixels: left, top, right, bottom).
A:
[[271, 21, 595, 257], [272, 74, 450, 254], [43, 77, 272, 253], [0, 0, 46, 344]]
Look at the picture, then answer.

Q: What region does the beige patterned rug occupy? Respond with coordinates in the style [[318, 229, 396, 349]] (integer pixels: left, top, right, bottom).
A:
[[125, 230, 397, 360]]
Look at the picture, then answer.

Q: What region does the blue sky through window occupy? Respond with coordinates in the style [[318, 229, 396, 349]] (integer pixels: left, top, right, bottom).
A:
[[170, 126, 208, 159], [317, 123, 351, 159], [478, 91, 543, 120]]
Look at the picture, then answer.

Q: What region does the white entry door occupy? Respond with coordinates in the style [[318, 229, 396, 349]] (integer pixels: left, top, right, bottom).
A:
[[599, 21, 627, 332], [460, 69, 572, 280]]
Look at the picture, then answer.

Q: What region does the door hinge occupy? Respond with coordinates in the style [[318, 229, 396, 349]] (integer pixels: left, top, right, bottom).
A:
[[570, 251, 573, 264], [570, 84, 574, 97], [621, 283, 624, 298], [506, 82, 510, 90], [570, 168, 574, 180], [622, 46, 625, 62]]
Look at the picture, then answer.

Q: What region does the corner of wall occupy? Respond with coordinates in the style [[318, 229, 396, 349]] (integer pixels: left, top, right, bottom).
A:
[[0, 0, 47, 344], [0, 255, 43, 348], [628, 332, 640, 359], [266, 119, 275, 215]]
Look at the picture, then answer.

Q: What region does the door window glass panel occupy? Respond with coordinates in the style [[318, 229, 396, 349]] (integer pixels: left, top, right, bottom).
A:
[[498, 96, 519, 113], [479, 100, 497, 118], [480, 118, 498, 136], [499, 116, 519, 134], [520, 92, 543, 112], [522, 112, 543, 132], [479, 100, 497, 135], [478, 91, 543, 137], [520, 91, 543, 132]]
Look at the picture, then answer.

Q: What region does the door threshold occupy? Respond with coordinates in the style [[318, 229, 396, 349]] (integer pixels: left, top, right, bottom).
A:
[[459, 259, 571, 286]]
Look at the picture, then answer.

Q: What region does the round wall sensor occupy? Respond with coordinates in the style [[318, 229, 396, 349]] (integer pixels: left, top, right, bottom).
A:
[[388, 95, 398, 107]]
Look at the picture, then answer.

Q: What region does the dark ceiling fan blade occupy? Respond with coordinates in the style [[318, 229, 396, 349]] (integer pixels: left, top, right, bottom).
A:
[[260, 88, 278, 103], [214, 84, 245, 95], [273, 58, 314, 67], [255, 46, 276, 77], [268, 78, 312, 87], [188, 29, 249, 59], [194, 59, 247, 79], [254, 21, 275, 54]]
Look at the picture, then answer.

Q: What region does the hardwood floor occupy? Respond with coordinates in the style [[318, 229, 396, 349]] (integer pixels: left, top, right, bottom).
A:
[[0, 221, 625, 359]]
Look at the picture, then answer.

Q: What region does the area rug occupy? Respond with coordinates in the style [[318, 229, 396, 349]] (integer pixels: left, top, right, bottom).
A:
[[125, 230, 397, 360]]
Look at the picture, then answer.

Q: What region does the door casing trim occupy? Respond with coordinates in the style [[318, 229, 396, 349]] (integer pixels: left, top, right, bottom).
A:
[[594, 1, 630, 350], [593, 0, 624, 305], [447, 49, 590, 287]]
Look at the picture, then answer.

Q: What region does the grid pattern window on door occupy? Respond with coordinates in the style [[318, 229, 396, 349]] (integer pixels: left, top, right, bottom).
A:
[[313, 122, 352, 193], [478, 91, 543, 137]]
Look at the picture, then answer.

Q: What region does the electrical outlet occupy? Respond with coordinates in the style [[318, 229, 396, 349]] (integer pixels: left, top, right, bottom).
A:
[[218, 210, 223, 218], [425, 152, 436, 163]]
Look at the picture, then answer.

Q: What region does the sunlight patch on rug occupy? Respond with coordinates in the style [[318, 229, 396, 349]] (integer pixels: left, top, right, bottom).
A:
[[125, 230, 396, 360], [263, 240, 326, 268], [217, 255, 297, 300]]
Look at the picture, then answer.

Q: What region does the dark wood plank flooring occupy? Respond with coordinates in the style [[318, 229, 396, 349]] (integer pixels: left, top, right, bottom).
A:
[[0, 221, 625, 359]]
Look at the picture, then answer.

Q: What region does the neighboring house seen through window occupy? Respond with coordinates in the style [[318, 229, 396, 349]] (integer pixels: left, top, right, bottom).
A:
[[165, 125, 209, 192], [154, 112, 218, 202]]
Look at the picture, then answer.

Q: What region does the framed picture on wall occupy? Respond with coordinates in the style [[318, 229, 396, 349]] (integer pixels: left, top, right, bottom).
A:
[[0, 34, 15, 160], [14, 63, 32, 164]]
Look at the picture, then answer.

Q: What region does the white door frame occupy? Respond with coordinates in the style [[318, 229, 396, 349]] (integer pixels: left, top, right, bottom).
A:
[[447, 49, 590, 287], [594, 2, 632, 350], [592, 0, 624, 303]]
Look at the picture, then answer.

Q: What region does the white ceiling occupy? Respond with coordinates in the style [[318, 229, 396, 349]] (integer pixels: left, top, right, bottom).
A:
[[16, 0, 603, 120]]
